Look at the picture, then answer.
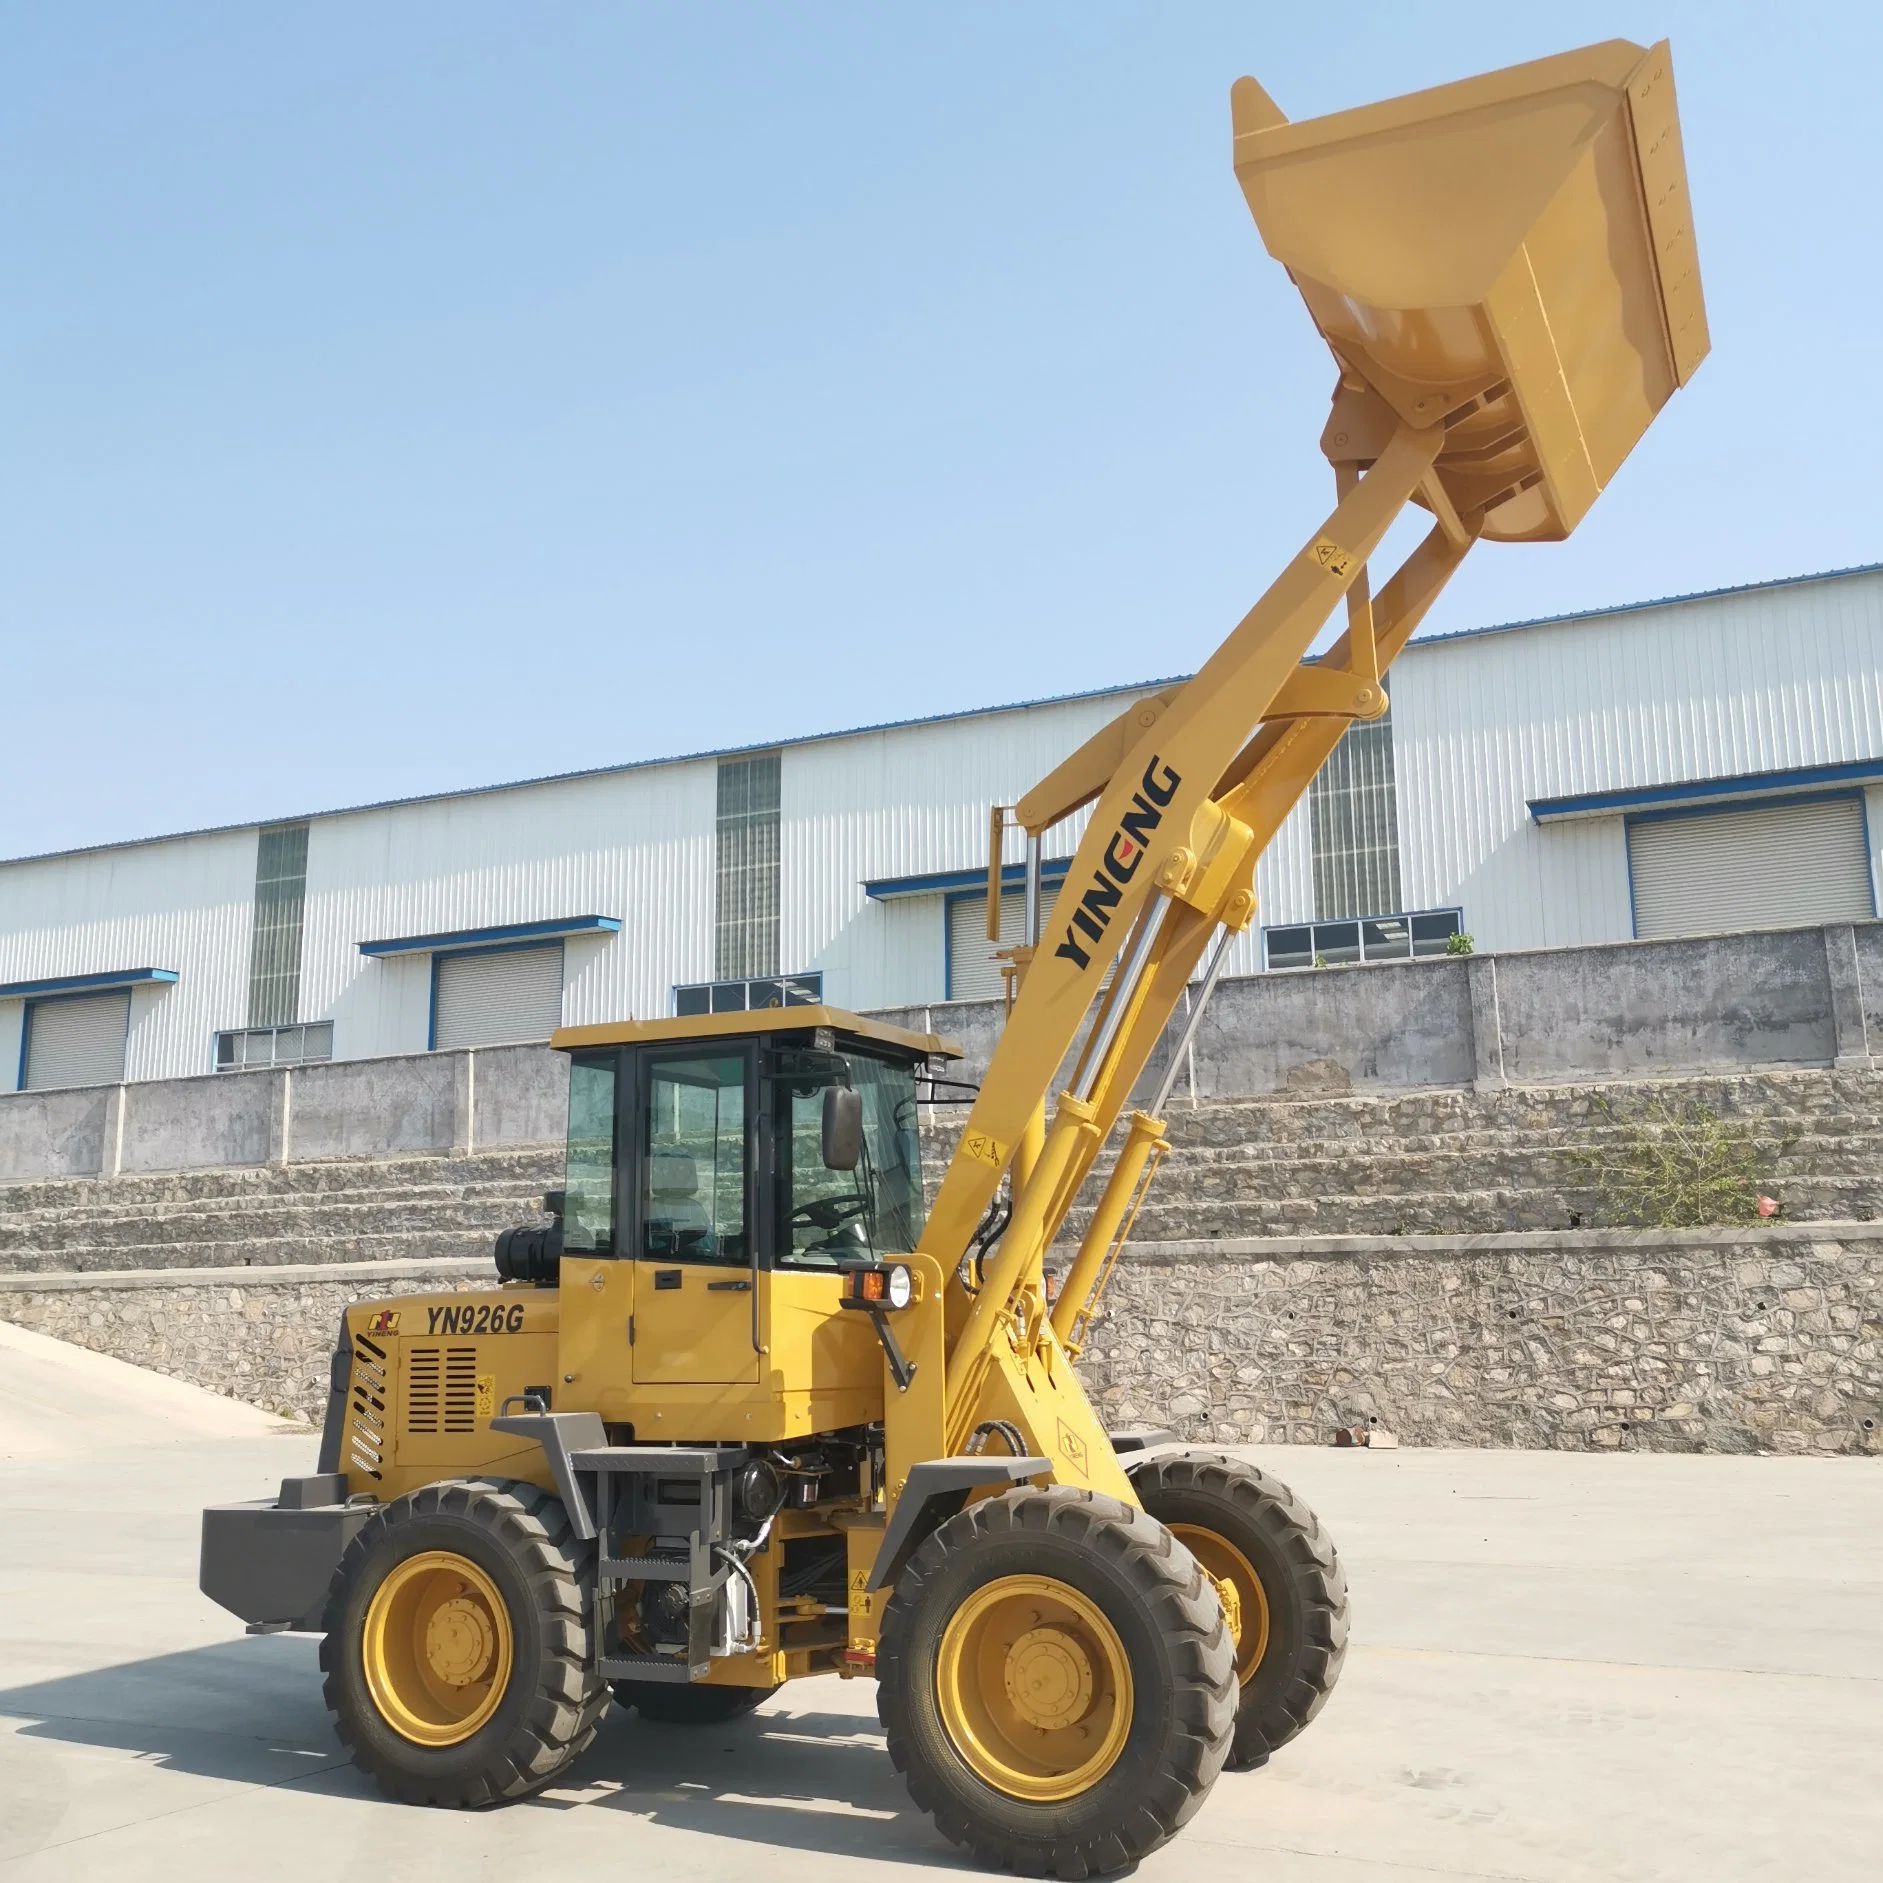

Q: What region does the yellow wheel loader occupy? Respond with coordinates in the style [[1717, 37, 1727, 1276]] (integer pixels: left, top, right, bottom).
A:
[[201, 39, 1705, 1874]]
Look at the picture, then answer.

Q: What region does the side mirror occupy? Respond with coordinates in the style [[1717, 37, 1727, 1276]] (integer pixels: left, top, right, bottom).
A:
[[821, 1085, 863, 1171]]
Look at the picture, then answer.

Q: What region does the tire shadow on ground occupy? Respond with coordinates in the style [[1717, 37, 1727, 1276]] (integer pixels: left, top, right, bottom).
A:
[[0, 1643, 964, 1867], [536, 1702, 962, 1866], [0, 1636, 346, 1788]]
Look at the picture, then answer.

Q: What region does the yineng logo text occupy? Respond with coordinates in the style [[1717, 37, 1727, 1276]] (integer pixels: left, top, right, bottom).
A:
[[1052, 756, 1181, 971]]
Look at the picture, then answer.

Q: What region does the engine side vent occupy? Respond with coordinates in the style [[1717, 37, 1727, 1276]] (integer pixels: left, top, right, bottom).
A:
[[405, 1346, 441, 1434], [444, 1347, 478, 1433], [404, 1345, 479, 1435], [348, 1334, 389, 1480]]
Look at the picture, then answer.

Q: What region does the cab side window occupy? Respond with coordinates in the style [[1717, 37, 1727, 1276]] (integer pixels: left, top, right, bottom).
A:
[[562, 1053, 617, 1254], [641, 1053, 747, 1265]]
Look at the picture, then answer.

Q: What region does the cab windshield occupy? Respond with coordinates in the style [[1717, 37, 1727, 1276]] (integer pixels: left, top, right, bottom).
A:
[[773, 1046, 924, 1268]]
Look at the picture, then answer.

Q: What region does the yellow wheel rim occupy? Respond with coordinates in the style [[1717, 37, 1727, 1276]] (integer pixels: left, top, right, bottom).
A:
[[1171, 1525, 1270, 1685], [935, 1574, 1134, 1802], [362, 1549, 514, 1747]]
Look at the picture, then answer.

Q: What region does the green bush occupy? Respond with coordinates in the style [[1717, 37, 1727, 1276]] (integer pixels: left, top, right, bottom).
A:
[[1571, 1097, 1792, 1228]]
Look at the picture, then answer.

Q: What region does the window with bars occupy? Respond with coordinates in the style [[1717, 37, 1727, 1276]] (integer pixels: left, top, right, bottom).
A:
[[715, 752, 781, 982], [247, 823, 309, 1028], [675, 972, 821, 1017], [216, 1021, 334, 1070], [1263, 909, 1461, 970], [1309, 708, 1402, 921]]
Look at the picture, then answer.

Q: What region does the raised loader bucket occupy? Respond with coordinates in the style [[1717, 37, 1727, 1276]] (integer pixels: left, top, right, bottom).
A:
[[1233, 39, 1708, 541]]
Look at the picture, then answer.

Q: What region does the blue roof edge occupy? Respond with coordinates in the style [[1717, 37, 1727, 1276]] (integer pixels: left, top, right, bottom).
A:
[[0, 966, 179, 1001], [865, 857, 1078, 900], [1529, 756, 1883, 823], [358, 914, 622, 957]]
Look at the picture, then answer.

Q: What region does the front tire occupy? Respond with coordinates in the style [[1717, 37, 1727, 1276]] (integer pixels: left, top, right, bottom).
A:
[[320, 1478, 608, 1805], [877, 1485, 1235, 1877], [1127, 1450, 1348, 1770]]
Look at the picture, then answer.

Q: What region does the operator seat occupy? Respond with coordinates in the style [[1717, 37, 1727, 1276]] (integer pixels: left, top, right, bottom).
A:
[[644, 1145, 714, 1258]]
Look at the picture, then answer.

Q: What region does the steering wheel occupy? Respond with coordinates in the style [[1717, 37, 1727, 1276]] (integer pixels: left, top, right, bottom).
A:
[[789, 1194, 870, 1233]]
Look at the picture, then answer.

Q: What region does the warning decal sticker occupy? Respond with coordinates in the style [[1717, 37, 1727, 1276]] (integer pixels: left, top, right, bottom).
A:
[[962, 1130, 1007, 1169]]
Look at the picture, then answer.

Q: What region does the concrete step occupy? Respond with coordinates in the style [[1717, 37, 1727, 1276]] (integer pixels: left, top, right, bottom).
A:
[[0, 1149, 561, 1274], [0, 1184, 548, 1245], [927, 1135, 1877, 1216], [0, 1227, 513, 1275], [1089, 1173, 1883, 1240], [0, 1147, 561, 1215], [1123, 1147, 1869, 1201], [919, 1065, 1880, 1153], [925, 1109, 1876, 1160]]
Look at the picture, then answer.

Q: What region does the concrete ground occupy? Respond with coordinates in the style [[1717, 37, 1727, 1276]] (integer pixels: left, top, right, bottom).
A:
[[1, 1322, 1878, 1882]]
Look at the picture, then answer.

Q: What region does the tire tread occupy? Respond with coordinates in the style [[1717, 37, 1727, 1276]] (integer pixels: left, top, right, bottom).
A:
[[877, 1484, 1235, 1877], [1128, 1450, 1347, 1769], [319, 1476, 605, 1806]]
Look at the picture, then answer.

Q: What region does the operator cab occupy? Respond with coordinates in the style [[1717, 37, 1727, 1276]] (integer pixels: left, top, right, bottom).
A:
[[532, 1006, 961, 1429], [549, 1006, 957, 1275]]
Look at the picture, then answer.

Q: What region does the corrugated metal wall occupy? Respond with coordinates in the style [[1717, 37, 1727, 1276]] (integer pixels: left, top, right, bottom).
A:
[[782, 688, 1153, 1011], [299, 759, 720, 1059], [1, 569, 1878, 1084], [0, 828, 256, 1090], [1389, 569, 1883, 950]]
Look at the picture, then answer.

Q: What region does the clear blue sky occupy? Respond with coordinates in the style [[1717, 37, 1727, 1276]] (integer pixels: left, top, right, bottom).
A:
[[4, 3, 1877, 859]]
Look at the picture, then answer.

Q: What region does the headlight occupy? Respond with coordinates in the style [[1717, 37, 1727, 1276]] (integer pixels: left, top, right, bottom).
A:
[[885, 1264, 913, 1310]]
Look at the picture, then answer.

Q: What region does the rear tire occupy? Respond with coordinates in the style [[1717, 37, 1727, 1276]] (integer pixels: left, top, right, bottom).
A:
[[877, 1485, 1234, 1878], [320, 1478, 608, 1806], [613, 1680, 777, 1724], [1126, 1450, 1347, 1770]]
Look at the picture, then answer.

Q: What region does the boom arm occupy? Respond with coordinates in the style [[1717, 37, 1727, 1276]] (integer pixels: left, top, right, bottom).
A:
[[924, 420, 1449, 1414], [903, 37, 1706, 1470]]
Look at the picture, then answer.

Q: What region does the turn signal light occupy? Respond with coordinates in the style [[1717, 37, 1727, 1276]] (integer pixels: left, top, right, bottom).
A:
[[843, 1263, 914, 1310]]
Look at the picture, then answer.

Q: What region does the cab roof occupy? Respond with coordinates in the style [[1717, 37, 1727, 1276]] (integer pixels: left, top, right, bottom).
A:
[[551, 1004, 963, 1060]]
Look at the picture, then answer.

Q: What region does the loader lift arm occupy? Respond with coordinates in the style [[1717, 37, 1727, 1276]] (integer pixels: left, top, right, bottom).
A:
[[921, 422, 1463, 1449], [912, 34, 1708, 1480]]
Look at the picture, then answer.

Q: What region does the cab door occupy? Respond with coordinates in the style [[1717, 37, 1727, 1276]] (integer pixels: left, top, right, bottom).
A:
[[629, 1046, 761, 1386]]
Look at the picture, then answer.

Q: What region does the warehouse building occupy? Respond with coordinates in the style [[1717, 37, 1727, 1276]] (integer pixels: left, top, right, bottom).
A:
[[1, 563, 1879, 1093]]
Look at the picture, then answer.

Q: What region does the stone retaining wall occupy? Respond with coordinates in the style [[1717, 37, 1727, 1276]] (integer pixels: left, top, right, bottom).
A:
[[6, 1226, 1878, 1455], [0, 1260, 492, 1425], [1077, 1224, 1883, 1458]]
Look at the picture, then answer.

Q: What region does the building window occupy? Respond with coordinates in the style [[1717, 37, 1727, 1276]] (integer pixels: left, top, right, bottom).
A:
[[715, 752, 781, 981], [248, 822, 310, 1028], [1264, 908, 1461, 970], [216, 1021, 335, 1071], [674, 972, 821, 1017], [1310, 709, 1402, 920]]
